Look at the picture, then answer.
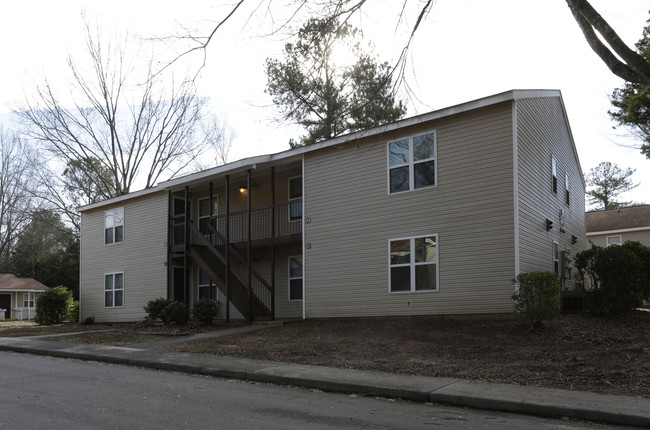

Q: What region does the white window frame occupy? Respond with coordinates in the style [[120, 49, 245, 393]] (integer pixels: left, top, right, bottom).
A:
[[23, 292, 35, 308], [387, 131, 437, 194], [551, 157, 558, 194], [288, 176, 303, 222], [606, 235, 622, 246], [565, 172, 570, 205], [198, 196, 218, 235], [104, 207, 124, 245], [553, 241, 559, 275], [197, 267, 218, 300], [288, 255, 303, 301], [388, 234, 439, 293], [104, 272, 124, 308]]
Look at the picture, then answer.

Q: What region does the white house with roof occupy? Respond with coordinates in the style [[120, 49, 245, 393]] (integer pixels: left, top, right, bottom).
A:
[[78, 89, 586, 322]]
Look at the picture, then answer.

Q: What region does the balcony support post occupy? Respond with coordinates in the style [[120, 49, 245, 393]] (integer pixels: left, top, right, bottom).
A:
[[184, 186, 190, 305], [247, 169, 253, 322], [225, 175, 230, 323], [271, 166, 276, 320], [209, 181, 215, 300]]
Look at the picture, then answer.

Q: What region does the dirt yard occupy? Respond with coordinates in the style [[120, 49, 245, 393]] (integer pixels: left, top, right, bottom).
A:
[[168, 312, 650, 398]]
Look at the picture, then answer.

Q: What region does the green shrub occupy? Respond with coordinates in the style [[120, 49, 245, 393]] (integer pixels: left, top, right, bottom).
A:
[[82, 315, 95, 325], [69, 301, 80, 322], [575, 242, 650, 315], [512, 272, 561, 330], [192, 298, 220, 325], [143, 297, 189, 325], [35, 286, 74, 325]]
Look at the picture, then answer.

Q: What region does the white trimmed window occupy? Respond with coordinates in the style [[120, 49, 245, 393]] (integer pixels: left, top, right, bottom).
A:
[[551, 158, 557, 194], [104, 272, 124, 308], [606, 235, 622, 246], [553, 242, 559, 275], [198, 268, 217, 300], [389, 235, 438, 292], [388, 132, 436, 194], [289, 176, 302, 221], [198, 197, 218, 234], [105, 207, 124, 244], [23, 293, 35, 308], [288, 256, 303, 301], [565, 172, 570, 205]]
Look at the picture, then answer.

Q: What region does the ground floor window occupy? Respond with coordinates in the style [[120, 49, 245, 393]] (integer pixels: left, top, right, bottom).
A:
[[389, 235, 438, 292], [198, 268, 218, 300], [288, 256, 303, 301], [23, 293, 35, 308], [606, 235, 622, 246], [553, 242, 559, 275], [104, 272, 124, 308]]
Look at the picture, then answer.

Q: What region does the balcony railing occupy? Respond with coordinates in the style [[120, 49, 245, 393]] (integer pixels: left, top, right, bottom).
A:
[[170, 200, 301, 246]]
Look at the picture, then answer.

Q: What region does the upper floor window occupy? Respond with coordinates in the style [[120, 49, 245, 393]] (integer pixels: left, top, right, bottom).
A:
[[388, 132, 436, 194], [105, 207, 124, 244], [198, 197, 218, 234], [389, 235, 438, 293], [565, 172, 570, 205], [289, 176, 302, 221], [551, 158, 557, 194]]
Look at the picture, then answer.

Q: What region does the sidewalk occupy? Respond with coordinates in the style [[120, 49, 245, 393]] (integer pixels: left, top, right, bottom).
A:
[[1, 328, 649, 428]]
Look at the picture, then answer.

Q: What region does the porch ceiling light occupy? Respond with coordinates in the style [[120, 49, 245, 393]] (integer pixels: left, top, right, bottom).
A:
[[239, 186, 247, 194]]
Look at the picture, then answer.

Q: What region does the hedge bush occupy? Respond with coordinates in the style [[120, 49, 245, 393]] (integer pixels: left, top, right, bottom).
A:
[[192, 298, 220, 325], [143, 297, 189, 325], [35, 286, 74, 325], [575, 242, 650, 316], [512, 271, 561, 330]]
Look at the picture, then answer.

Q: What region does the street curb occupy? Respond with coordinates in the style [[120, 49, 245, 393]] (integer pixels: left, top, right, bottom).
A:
[[1, 339, 649, 428]]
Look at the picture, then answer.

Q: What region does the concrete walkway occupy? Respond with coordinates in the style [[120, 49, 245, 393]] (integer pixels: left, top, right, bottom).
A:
[[1, 327, 649, 428]]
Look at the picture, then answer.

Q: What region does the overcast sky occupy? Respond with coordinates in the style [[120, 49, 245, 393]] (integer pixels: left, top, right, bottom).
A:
[[1, 0, 648, 207]]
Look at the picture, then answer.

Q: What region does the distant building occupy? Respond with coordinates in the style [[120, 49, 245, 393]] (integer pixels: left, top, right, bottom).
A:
[[0, 273, 49, 320], [586, 204, 650, 247]]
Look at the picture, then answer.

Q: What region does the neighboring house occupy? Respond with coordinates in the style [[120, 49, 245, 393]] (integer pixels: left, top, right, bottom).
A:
[[0, 273, 49, 320], [586, 205, 650, 247], [78, 89, 586, 323]]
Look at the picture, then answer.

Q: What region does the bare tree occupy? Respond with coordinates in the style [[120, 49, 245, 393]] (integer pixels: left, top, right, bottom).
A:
[[0, 128, 39, 268], [16, 21, 217, 198], [565, 0, 650, 86]]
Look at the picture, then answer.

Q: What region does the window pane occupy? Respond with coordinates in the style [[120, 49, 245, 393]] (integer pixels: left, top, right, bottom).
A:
[[105, 291, 113, 307], [114, 290, 123, 307], [198, 286, 209, 300], [114, 273, 123, 290], [413, 133, 435, 161], [414, 160, 435, 189], [105, 274, 113, 290], [289, 177, 302, 199], [415, 264, 437, 291], [389, 140, 409, 166], [389, 166, 409, 193], [105, 211, 114, 228], [105, 228, 113, 244], [289, 257, 303, 278], [390, 266, 410, 292], [415, 236, 436, 263], [114, 225, 124, 243], [290, 201, 302, 220], [390, 239, 410, 264], [199, 199, 210, 217], [199, 268, 211, 286], [289, 279, 303, 300], [114, 208, 124, 225]]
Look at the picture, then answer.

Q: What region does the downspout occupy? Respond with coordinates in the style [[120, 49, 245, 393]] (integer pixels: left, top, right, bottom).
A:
[[209, 181, 214, 300], [167, 191, 172, 299], [302, 157, 306, 320], [513, 100, 520, 279], [184, 186, 190, 305], [225, 175, 230, 323]]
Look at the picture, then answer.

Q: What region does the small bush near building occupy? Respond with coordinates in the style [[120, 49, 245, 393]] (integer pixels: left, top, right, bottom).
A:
[[69, 300, 79, 322], [82, 315, 96, 325], [143, 297, 189, 325], [575, 242, 650, 316], [512, 271, 561, 330], [35, 286, 74, 325], [192, 298, 220, 325]]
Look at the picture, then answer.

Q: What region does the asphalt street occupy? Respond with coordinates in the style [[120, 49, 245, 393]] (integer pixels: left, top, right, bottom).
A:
[[0, 351, 632, 429]]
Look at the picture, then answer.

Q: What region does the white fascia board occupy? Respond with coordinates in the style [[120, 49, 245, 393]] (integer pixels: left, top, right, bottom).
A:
[[78, 186, 165, 212], [586, 226, 650, 236]]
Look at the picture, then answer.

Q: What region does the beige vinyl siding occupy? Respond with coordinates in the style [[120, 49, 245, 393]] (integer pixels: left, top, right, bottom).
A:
[[587, 229, 650, 248], [515, 97, 586, 275], [304, 103, 516, 318], [80, 191, 168, 322]]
